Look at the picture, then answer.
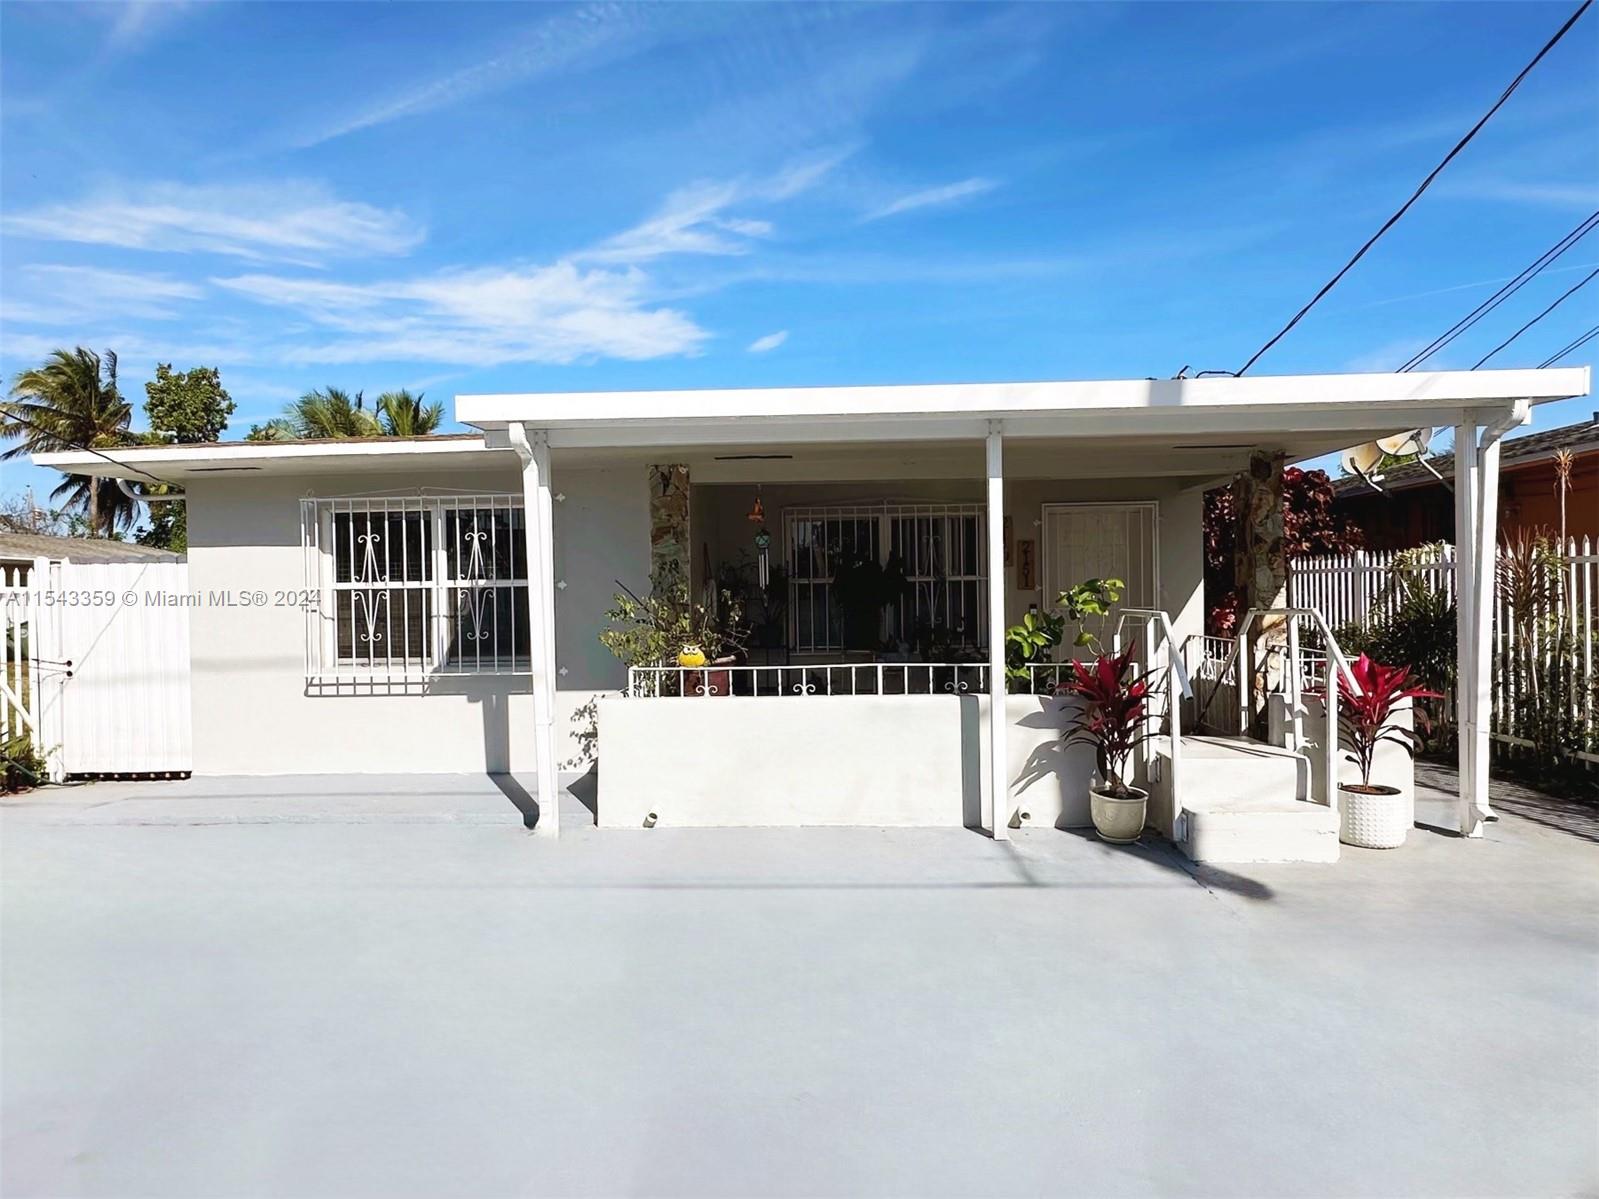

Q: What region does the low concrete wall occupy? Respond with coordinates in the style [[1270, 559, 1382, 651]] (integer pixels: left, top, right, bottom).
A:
[[1268, 694, 1416, 823], [597, 693, 1095, 829]]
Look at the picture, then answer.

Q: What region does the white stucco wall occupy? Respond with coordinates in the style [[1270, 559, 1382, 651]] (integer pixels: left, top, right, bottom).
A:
[[184, 462, 646, 775], [181, 456, 1204, 780], [598, 693, 1098, 829]]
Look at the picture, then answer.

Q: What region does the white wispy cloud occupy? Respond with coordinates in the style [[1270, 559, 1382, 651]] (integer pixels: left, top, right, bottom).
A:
[[863, 176, 998, 222], [288, 3, 651, 149], [747, 330, 788, 353], [585, 181, 765, 263], [102, 1, 202, 53], [3, 181, 424, 264], [1449, 179, 1599, 210], [212, 261, 710, 366], [4, 265, 205, 323], [584, 152, 848, 265]]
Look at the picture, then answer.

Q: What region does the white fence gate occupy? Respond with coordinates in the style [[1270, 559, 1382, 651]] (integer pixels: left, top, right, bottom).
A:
[[1, 556, 193, 779]]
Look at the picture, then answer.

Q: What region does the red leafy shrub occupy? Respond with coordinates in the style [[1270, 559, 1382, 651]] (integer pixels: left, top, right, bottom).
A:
[[1337, 654, 1441, 789], [1058, 645, 1155, 798]]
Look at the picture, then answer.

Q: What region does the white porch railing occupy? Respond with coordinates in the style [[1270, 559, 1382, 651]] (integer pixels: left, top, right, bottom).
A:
[[1111, 609, 1193, 832], [627, 661, 991, 697], [1207, 609, 1360, 821]]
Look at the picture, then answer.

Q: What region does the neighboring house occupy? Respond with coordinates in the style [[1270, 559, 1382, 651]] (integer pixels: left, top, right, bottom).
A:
[[0, 532, 180, 579], [1331, 412, 1599, 550], [36, 367, 1590, 848]]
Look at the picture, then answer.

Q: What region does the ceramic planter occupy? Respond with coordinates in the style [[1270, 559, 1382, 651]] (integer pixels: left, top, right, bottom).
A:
[[1090, 785, 1148, 844], [1338, 783, 1408, 849]]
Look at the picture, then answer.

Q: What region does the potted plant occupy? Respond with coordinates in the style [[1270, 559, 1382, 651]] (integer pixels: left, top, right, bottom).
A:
[[1058, 644, 1155, 843], [1336, 654, 1440, 849]]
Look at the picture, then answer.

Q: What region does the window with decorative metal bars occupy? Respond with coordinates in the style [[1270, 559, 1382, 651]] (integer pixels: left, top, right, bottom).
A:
[[784, 503, 988, 654], [301, 495, 528, 680]]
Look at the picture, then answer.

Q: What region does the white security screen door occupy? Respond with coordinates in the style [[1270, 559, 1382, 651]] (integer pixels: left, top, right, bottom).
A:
[[1041, 503, 1158, 655]]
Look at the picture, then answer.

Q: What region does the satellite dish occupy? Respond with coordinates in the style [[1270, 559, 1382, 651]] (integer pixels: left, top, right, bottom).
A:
[[1341, 441, 1385, 478], [1376, 427, 1434, 456]]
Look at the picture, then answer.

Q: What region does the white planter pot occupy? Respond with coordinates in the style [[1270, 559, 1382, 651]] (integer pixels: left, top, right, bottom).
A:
[[1338, 784, 1408, 849], [1090, 786, 1148, 844]]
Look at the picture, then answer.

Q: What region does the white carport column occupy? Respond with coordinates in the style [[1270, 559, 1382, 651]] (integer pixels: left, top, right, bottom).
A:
[[511, 422, 560, 838], [1455, 403, 1529, 838], [1453, 418, 1480, 837], [986, 423, 1009, 840]]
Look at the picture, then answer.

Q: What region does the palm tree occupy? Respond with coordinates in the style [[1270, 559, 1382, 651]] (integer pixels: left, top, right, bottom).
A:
[[2, 348, 133, 535], [376, 389, 444, 437], [254, 387, 381, 440]]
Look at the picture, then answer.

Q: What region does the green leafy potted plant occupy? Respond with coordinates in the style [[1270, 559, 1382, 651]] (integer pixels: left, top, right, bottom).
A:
[[1336, 654, 1440, 849], [1058, 643, 1155, 843], [600, 562, 745, 695], [1004, 606, 1065, 692], [1003, 577, 1123, 694], [1058, 576, 1124, 653]]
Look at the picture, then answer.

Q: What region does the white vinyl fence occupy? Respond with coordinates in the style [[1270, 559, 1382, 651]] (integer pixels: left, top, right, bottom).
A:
[[0, 556, 193, 779], [1291, 539, 1599, 764], [1289, 546, 1458, 631]]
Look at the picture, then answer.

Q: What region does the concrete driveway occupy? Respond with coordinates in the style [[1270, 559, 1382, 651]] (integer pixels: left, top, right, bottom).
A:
[[3, 772, 1596, 1198]]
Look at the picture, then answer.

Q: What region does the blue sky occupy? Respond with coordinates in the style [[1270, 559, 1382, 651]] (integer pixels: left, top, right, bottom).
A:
[[1, 1, 1596, 503]]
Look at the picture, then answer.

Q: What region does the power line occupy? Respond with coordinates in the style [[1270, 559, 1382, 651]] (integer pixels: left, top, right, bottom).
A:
[[0, 404, 176, 488], [1536, 322, 1599, 367], [1399, 209, 1599, 370], [1233, 0, 1593, 377], [1472, 266, 1599, 368]]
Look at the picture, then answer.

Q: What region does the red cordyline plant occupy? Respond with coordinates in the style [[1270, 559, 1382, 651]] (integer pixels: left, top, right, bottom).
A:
[[1337, 654, 1441, 790], [1057, 645, 1155, 799]]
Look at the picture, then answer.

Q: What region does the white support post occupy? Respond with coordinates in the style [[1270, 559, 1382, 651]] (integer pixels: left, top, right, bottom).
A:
[[1453, 419, 1481, 838], [1470, 431, 1502, 832], [986, 424, 1009, 839], [513, 423, 560, 838]]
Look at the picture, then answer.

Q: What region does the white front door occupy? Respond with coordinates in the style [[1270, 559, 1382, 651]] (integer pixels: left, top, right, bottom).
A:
[[1041, 503, 1158, 656]]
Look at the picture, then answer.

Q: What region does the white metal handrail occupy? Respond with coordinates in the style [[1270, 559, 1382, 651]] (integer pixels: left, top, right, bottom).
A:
[[627, 661, 990, 698], [1213, 607, 1361, 819], [1111, 608, 1192, 840]]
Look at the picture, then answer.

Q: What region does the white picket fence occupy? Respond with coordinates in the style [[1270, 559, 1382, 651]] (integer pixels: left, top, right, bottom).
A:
[[1291, 539, 1599, 763], [1289, 546, 1458, 630], [1, 556, 193, 779]]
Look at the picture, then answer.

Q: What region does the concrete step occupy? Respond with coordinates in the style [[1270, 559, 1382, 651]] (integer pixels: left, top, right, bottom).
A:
[[1159, 735, 1339, 864]]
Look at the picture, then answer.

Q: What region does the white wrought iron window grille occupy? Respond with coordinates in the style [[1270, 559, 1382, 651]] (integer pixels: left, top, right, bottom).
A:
[[302, 495, 529, 681], [784, 503, 988, 654]]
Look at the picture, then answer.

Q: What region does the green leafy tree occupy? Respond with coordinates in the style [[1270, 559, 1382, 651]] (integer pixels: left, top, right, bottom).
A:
[[376, 390, 444, 436], [144, 364, 234, 444], [136, 363, 235, 551], [1, 347, 134, 536]]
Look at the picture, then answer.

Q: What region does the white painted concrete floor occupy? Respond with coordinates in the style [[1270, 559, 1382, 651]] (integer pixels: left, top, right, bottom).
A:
[[3, 770, 1596, 1198]]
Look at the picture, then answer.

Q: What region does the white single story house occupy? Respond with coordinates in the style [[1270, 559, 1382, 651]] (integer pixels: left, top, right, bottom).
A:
[[37, 367, 1589, 853]]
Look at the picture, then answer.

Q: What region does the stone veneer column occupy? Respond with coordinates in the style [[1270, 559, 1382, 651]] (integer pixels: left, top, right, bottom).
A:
[[1232, 450, 1288, 733], [648, 464, 691, 592]]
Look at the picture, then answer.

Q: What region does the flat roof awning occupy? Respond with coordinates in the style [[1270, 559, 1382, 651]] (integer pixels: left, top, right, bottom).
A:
[[455, 367, 1590, 448], [32, 367, 1589, 482]]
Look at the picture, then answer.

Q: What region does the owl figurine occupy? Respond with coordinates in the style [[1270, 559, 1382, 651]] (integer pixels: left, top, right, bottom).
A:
[[677, 644, 707, 668]]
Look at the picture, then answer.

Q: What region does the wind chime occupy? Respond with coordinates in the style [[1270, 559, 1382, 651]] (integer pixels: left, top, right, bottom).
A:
[[748, 486, 772, 588]]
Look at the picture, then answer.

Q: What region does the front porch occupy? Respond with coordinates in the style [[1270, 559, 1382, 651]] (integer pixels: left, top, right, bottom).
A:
[[457, 368, 1587, 840]]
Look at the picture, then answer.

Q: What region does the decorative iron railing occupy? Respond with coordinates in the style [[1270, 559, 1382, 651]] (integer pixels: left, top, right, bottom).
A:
[[626, 661, 990, 697]]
